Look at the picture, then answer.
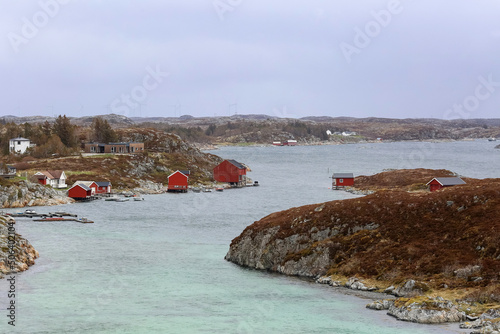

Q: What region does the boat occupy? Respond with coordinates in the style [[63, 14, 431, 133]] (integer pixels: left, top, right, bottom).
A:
[[215, 187, 224, 192], [488, 137, 497, 141], [105, 197, 119, 201], [133, 197, 144, 201], [203, 188, 212, 192], [116, 198, 129, 202], [253, 181, 259, 186], [191, 187, 201, 193], [41, 217, 65, 221]]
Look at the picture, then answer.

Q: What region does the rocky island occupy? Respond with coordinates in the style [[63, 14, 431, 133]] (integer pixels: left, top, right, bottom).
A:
[[226, 169, 500, 332]]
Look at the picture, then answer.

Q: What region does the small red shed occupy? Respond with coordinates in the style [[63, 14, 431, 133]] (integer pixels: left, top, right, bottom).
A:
[[213, 160, 247, 186], [426, 177, 466, 192], [95, 181, 112, 194], [332, 173, 354, 189], [68, 183, 92, 200], [167, 170, 189, 193]]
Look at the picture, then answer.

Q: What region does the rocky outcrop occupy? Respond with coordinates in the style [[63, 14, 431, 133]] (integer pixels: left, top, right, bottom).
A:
[[460, 309, 500, 333], [0, 216, 39, 278], [0, 180, 73, 208], [130, 181, 165, 194], [226, 177, 500, 287], [366, 299, 394, 311], [387, 297, 467, 324], [224, 221, 337, 277], [226, 173, 500, 324]]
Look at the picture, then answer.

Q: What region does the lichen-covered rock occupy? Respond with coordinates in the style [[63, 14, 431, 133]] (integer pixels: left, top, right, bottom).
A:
[[345, 277, 377, 291], [387, 297, 467, 324], [132, 180, 165, 194], [0, 180, 73, 208], [316, 276, 342, 287], [0, 216, 39, 278], [460, 309, 500, 333], [366, 299, 394, 310], [391, 280, 429, 297]]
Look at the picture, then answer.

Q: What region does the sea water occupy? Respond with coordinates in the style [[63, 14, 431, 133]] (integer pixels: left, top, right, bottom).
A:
[[1, 140, 499, 333]]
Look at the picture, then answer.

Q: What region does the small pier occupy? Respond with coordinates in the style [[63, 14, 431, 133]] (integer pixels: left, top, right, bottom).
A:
[[33, 217, 93, 224], [4, 211, 93, 224], [7, 211, 78, 218]]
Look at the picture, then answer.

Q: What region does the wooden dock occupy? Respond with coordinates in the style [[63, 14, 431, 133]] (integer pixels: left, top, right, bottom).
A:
[[5, 211, 93, 224], [7, 211, 78, 218], [33, 217, 93, 224]]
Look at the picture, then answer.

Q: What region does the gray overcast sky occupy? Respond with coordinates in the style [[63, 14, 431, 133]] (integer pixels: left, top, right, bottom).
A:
[[1, 0, 500, 119]]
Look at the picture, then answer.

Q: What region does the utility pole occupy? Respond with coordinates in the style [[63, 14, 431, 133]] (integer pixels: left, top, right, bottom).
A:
[[228, 103, 238, 115]]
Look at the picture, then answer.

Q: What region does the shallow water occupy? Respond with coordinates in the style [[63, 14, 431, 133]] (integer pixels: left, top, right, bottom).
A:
[[1, 140, 498, 333]]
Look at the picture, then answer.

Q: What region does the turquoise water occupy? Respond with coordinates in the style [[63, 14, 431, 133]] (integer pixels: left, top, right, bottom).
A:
[[2, 140, 499, 333]]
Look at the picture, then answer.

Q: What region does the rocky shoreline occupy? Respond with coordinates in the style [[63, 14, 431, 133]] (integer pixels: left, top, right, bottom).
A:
[[0, 216, 39, 279], [315, 275, 500, 332], [0, 180, 74, 208]]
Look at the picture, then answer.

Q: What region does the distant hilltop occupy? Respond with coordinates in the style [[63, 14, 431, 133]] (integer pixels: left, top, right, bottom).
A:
[[3, 113, 500, 127], [2, 113, 500, 143]]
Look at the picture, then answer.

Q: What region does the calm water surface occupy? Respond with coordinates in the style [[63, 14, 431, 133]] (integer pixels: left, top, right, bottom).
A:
[[1, 140, 498, 333]]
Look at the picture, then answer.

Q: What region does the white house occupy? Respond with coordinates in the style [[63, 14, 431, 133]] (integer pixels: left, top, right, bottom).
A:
[[9, 137, 33, 154], [33, 170, 67, 189]]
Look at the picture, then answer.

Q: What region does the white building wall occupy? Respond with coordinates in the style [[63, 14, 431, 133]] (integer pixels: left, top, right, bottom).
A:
[[9, 138, 31, 154]]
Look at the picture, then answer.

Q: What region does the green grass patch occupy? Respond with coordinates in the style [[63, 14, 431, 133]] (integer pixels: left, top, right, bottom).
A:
[[65, 171, 96, 176]]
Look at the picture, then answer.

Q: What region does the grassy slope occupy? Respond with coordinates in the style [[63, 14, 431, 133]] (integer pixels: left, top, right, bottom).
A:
[[11, 128, 222, 189]]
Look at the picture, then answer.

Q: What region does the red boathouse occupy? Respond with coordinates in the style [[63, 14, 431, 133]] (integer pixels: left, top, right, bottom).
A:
[[332, 173, 354, 189], [68, 183, 92, 200], [426, 177, 466, 192], [167, 170, 189, 193], [213, 159, 247, 187]]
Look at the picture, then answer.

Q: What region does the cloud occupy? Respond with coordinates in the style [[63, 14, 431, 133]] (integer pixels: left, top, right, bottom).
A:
[[1, 0, 500, 119]]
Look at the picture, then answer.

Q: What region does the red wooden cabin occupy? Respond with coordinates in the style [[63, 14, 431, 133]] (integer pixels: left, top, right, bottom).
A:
[[68, 184, 92, 200], [426, 177, 465, 192], [72, 181, 98, 195], [95, 181, 112, 194], [167, 170, 189, 193], [213, 160, 247, 186], [332, 173, 354, 189]]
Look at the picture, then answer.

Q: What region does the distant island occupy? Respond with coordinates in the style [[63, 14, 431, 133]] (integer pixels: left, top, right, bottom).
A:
[[2, 114, 499, 145]]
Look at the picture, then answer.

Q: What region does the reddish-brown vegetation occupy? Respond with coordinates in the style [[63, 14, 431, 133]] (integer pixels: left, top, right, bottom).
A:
[[352, 168, 462, 191], [231, 174, 500, 294]]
